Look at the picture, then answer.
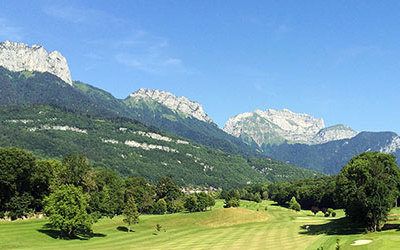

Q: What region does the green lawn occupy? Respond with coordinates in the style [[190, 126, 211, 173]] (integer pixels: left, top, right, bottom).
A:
[[1, 200, 399, 249]]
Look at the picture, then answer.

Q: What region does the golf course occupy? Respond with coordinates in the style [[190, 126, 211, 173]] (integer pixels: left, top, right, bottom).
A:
[[1, 200, 399, 250]]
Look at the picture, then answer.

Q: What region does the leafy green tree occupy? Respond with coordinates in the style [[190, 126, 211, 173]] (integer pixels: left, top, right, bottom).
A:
[[205, 193, 216, 210], [156, 176, 182, 201], [262, 191, 269, 200], [336, 152, 400, 231], [153, 198, 167, 214], [224, 197, 240, 208], [125, 177, 156, 214], [60, 154, 91, 188], [199, 192, 215, 211], [30, 159, 63, 211], [87, 168, 125, 217], [184, 195, 198, 212], [0, 147, 36, 216], [288, 196, 301, 211], [44, 185, 94, 238], [7, 193, 33, 220], [253, 193, 262, 203], [268, 176, 337, 210], [167, 198, 185, 213], [195, 192, 209, 211], [123, 195, 140, 232]]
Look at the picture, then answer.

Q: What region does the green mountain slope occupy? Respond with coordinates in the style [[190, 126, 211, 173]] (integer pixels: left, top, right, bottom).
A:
[[0, 67, 258, 156], [263, 131, 399, 174], [0, 105, 320, 187], [123, 94, 259, 156], [0, 67, 133, 119]]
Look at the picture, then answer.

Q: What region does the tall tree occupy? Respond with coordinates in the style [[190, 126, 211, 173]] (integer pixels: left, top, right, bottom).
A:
[[156, 176, 182, 201], [123, 195, 140, 232], [87, 168, 125, 218], [336, 152, 400, 231], [125, 177, 156, 214], [60, 154, 91, 188]]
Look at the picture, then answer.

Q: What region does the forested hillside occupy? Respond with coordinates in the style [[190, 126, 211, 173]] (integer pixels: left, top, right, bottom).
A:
[[123, 94, 259, 156], [0, 66, 260, 156], [0, 105, 319, 187], [263, 131, 399, 174]]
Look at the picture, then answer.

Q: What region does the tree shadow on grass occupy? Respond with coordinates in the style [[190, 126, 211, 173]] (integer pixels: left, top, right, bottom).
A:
[[116, 226, 129, 232], [382, 223, 400, 231], [300, 217, 366, 236], [300, 218, 400, 235], [38, 224, 106, 240]]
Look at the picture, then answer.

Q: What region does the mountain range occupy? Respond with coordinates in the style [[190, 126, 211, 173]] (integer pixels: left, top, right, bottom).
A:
[[0, 40, 399, 181]]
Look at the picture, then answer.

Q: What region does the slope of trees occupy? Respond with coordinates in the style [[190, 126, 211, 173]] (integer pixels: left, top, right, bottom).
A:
[[0, 67, 259, 157], [263, 132, 399, 174], [0, 105, 319, 188]]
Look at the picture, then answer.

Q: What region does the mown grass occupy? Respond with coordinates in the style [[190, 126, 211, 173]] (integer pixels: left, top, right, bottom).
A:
[[0, 200, 399, 249]]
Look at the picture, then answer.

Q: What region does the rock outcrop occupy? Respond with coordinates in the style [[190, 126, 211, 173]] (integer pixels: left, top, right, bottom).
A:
[[127, 88, 213, 123], [381, 136, 400, 154], [224, 109, 358, 145], [0, 40, 72, 85], [311, 124, 358, 144]]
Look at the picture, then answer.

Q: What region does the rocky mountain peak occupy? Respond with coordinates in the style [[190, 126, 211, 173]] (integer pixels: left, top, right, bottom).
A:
[[0, 40, 72, 85], [224, 108, 357, 146], [128, 88, 213, 123], [311, 124, 358, 144]]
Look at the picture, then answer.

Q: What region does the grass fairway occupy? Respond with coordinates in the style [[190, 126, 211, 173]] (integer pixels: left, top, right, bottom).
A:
[[1, 200, 399, 250]]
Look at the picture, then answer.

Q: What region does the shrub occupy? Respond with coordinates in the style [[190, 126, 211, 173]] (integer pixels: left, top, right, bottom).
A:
[[262, 191, 269, 200], [288, 197, 301, 212], [224, 198, 240, 208], [323, 208, 334, 217], [311, 206, 319, 215], [167, 199, 185, 213], [254, 193, 262, 203]]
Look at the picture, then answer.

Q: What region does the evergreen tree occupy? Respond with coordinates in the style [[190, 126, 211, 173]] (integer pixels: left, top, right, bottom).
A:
[[123, 195, 140, 232]]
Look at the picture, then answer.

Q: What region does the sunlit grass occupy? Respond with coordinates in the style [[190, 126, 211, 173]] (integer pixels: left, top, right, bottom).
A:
[[0, 200, 399, 249]]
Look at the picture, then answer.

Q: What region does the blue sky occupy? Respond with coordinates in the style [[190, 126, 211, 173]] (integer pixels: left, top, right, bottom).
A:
[[1, 0, 400, 132]]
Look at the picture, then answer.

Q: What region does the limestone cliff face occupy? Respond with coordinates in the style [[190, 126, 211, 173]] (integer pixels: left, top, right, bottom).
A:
[[0, 40, 72, 85], [224, 109, 358, 145], [311, 124, 359, 144], [127, 88, 213, 123], [381, 136, 400, 154]]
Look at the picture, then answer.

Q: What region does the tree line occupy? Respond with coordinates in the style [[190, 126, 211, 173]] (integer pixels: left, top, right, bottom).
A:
[[0, 147, 215, 238], [2, 146, 399, 234], [268, 152, 400, 232]]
